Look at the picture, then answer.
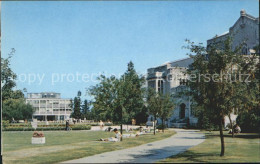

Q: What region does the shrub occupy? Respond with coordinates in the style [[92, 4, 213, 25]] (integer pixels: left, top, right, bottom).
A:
[[156, 124, 167, 130], [236, 108, 260, 133], [2, 120, 10, 128]]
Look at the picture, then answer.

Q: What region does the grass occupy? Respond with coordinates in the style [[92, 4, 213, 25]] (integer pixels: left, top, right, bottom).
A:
[[3, 130, 175, 164], [160, 131, 260, 163]]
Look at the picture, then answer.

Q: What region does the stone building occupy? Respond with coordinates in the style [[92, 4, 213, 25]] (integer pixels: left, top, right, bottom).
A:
[[146, 58, 197, 127], [207, 9, 259, 54], [146, 10, 259, 128], [26, 92, 72, 121]]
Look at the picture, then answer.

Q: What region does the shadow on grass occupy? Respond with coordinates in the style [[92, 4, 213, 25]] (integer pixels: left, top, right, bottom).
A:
[[168, 150, 219, 163], [209, 133, 260, 139]]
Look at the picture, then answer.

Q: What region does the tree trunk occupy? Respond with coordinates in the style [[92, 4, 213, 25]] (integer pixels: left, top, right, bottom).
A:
[[120, 124, 123, 141], [162, 118, 164, 133], [228, 114, 234, 138], [219, 118, 225, 156], [153, 116, 156, 135]]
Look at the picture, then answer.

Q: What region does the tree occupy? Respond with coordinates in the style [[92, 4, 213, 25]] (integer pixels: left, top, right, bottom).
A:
[[120, 61, 146, 124], [147, 88, 160, 135], [88, 75, 118, 122], [88, 62, 147, 141], [185, 37, 254, 156], [1, 49, 34, 121], [1, 49, 25, 100], [82, 99, 91, 119], [158, 94, 175, 132], [71, 91, 83, 119], [3, 99, 35, 121]]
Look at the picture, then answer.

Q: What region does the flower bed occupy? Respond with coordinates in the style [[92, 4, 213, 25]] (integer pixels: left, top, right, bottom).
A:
[[32, 131, 45, 144]]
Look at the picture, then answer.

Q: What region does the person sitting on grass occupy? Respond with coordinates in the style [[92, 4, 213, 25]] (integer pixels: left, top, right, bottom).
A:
[[100, 128, 121, 142], [234, 124, 241, 134]]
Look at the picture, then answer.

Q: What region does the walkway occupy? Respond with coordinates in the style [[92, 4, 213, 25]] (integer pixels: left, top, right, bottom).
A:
[[62, 129, 205, 163]]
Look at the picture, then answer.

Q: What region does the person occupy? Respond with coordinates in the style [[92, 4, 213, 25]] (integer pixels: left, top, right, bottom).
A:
[[105, 126, 113, 132], [99, 120, 104, 131], [234, 124, 241, 133], [65, 120, 70, 131], [100, 128, 121, 142], [73, 119, 76, 124]]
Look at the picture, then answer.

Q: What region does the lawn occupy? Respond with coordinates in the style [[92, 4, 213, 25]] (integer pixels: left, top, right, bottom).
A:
[[160, 131, 260, 163], [3, 130, 175, 164]]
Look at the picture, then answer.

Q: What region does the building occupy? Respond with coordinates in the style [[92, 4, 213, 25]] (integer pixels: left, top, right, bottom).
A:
[[207, 9, 259, 54], [26, 92, 72, 121], [146, 58, 197, 127], [146, 10, 259, 128]]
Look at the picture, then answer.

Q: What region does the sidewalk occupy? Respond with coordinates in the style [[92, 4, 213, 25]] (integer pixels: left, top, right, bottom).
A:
[[62, 129, 205, 163]]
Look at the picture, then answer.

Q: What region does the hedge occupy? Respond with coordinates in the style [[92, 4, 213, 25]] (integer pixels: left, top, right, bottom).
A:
[[3, 125, 91, 131]]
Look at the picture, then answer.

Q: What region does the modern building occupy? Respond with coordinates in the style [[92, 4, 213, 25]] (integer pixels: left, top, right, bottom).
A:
[[26, 92, 72, 121], [146, 10, 259, 128]]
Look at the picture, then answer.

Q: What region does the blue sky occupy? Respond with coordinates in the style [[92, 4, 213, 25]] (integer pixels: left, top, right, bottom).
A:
[[2, 1, 259, 99]]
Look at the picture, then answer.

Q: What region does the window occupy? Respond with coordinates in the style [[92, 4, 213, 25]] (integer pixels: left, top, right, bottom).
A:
[[179, 79, 187, 86], [157, 80, 164, 93]]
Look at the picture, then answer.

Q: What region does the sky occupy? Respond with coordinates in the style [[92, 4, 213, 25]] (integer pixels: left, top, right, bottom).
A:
[[2, 0, 259, 100]]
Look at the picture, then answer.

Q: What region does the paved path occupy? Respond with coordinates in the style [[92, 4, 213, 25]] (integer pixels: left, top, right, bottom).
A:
[[62, 129, 205, 163]]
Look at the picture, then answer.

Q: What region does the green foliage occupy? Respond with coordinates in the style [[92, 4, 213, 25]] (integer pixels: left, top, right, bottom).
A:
[[3, 124, 91, 131], [156, 124, 167, 130], [120, 61, 147, 124], [146, 88, 175, 133], [82, 99, 91, 119], [71, 95, 83, 119], [236, 108, 260, 133], [88, 61, 147, 125], [3, 99, 35, 121], [1, 48, 18, 101], [89, 75, 118, 122], [1, 49, 32, 121], [158, 94, 175, 124], [184, 37, 258, 156], [2, 120, 10, 129], [196, 107, 219, 131], [146, 87, 160, 120]]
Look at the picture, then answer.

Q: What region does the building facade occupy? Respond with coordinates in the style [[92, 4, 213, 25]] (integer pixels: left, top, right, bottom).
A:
[[146, 58, 197, 127], [207, 9, 259, 54], [146, 10, 259, 128], [26, 92, 72, 121]]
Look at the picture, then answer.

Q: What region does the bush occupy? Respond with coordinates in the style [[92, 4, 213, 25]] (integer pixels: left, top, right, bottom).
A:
[[236, 108, 260, 133], [2, 120, 10, 128], [196, 110, 219, 131], [156, 124, 167, 130]]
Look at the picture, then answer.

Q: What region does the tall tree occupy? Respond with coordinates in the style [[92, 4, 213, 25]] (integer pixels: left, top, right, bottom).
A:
[[185, 38, 257, 156], [120, 61, 146, 124], [88, 75, 118, 122], [82, 99, 91, 119], [71, 91, 83, 119], [1, 48, 24, 100], [1, 49, 34, 121]]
